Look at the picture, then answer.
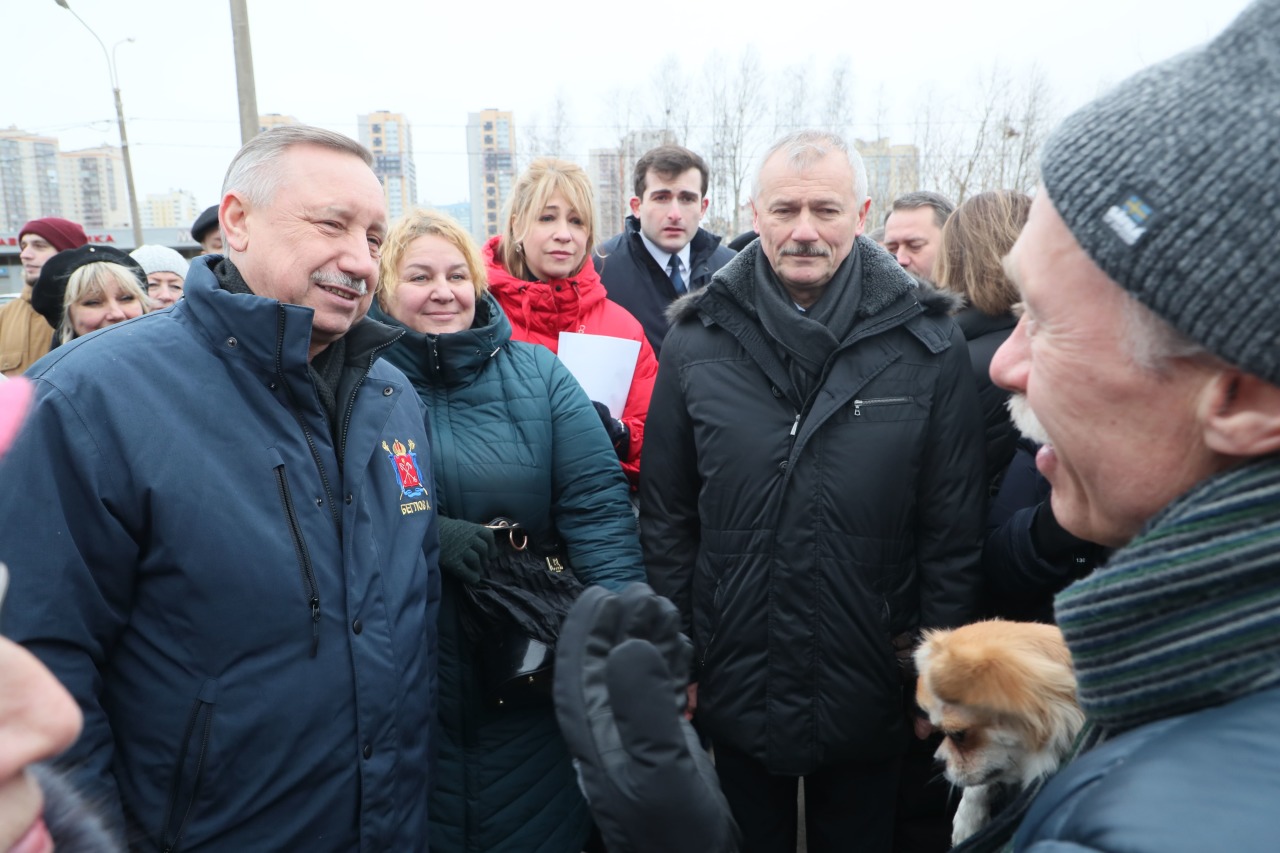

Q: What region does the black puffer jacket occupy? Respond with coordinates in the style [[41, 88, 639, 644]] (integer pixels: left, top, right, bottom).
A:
[[954, 306, 1017, 497], [593, 216, 735, 356], [640, 237, 985, 775]]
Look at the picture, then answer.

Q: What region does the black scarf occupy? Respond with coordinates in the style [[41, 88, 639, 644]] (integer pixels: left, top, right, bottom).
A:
[[752, 243, 863, 401]]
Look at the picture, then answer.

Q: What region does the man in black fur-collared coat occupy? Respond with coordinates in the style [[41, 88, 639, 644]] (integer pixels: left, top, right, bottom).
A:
[[641, 130, 986, 853]]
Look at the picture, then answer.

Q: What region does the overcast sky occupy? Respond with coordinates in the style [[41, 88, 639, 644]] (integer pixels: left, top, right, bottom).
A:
[[10, 0, 1252, 215]]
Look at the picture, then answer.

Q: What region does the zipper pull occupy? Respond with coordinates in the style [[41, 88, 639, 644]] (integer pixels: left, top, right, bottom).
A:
[[853, 399, 862, 417], [790, 413, 800, 436], [310, 597, 321, 658]]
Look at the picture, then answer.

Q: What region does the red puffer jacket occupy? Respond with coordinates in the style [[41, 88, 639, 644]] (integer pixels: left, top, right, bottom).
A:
[[485, 236, 655, 488]]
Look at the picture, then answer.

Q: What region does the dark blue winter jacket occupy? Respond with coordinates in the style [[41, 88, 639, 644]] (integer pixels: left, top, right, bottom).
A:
[[0, 257, 441, 851], [1015, 686, 1280, 851]]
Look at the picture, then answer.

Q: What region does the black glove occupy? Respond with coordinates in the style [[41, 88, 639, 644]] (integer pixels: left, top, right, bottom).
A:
[[554, 583, 740, 853], [436, 516, 496, 585], [591, 401, 631, 462]]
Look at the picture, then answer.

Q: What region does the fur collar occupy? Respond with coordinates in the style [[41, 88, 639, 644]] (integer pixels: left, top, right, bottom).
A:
[[666, 236, 961, 325]]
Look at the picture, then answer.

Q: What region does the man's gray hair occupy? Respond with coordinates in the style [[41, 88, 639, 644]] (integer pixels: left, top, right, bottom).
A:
[[752, 130, 868, 204], [221, 125, 373, 207], [887, 191, 955, 229], [1122, 293, 1217, 374]]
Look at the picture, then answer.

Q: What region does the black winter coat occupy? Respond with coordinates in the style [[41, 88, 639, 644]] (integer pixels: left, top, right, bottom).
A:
[[640, 238, 986, 775], [954, 306, 1017, 497], [593, 215, 735, 356]]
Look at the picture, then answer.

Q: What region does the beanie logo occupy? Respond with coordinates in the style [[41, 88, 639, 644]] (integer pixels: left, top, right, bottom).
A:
[[1103, 192, 1154, 246]]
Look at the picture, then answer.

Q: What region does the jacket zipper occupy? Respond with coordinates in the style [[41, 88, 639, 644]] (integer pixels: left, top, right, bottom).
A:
[[274, 309, 340, 527], [852, 396, 913, 417], [337, 335, 399, 467], [159, 696, 216, 853], [275, 464, 321, 657]]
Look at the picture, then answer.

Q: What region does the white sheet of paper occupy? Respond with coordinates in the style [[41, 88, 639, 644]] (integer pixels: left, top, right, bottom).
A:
[[557, 332, 641, 419]]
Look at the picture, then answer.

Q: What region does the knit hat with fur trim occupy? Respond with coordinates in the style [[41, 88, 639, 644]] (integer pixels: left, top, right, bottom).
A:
[[18, 218, 89, 254], [1039, 0, 1280, 384]]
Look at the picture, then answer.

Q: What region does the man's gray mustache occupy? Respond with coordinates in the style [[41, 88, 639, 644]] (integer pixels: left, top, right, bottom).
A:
[[311, 271, 368, 297], [779, 245, 830, 258]]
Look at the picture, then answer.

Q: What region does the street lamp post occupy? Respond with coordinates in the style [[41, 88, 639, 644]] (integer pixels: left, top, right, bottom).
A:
[[54, 0, 145, 249]]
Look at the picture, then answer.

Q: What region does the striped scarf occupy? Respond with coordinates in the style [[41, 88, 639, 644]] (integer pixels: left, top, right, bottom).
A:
[[1056, 456, 1280, 732], [955, 456, 1280, 853]]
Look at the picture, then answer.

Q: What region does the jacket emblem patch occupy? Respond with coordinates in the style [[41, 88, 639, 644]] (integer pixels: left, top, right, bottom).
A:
[[383, 439, 429, 513]]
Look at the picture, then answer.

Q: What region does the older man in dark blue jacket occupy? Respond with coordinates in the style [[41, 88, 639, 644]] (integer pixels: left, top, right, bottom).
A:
[[0, 126, 441, 851]]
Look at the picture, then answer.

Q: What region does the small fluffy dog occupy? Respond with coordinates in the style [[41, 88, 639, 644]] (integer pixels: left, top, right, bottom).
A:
[[914, 620, 1084, 845]]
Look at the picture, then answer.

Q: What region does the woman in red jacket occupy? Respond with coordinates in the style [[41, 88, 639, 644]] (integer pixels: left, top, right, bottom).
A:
[[485, 157, 656, 489]]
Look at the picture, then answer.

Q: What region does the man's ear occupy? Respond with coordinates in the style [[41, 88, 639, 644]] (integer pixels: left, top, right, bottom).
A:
[[1201, 370, 1280, 457], [220, 193, 250, 253], [628, 196, 642, 216]]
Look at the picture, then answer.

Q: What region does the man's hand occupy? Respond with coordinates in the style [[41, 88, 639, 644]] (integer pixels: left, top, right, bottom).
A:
[[554, 584, 739, 853]]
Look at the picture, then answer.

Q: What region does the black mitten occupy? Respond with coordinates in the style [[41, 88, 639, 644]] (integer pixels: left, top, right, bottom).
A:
[[554, 583, 739, 853], [591, 401, 632, 461], [436, 516, 496, 585]]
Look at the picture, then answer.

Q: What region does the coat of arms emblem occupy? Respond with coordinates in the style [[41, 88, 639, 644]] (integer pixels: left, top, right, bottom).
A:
[[383, 439, 426, 499]]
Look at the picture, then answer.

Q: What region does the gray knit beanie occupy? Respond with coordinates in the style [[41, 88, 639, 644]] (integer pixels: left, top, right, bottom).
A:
[[1040, 0, 1280, 384], [129, 244, 190, 280]]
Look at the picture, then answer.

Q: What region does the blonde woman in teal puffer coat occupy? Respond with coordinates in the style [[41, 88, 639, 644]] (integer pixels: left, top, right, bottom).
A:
[[371, 208, 644, 853]]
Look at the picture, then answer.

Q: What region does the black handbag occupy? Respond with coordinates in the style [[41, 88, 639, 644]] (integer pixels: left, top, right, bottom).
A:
[[460, 518, 584, 709]]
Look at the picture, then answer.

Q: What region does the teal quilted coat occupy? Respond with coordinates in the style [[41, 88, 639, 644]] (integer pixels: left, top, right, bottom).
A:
[[372, 295, 643, 853]]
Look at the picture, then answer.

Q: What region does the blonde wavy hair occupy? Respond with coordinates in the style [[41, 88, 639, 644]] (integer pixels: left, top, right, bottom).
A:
[[498, 157, 598, 281], [59, 261, 150, 343], [377, 208, 487, 312]]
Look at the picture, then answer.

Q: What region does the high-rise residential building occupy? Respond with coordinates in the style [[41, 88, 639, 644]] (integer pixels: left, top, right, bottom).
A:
[[59, 145, 130, 229], [359, 111, 417, 221], [0, 128, 65, 232], [466, 109, 516, 242], [258, 113, 300, 134], [435, 201, 472, 235], [142, 189, 200, 230], [588, 129, 673, 240], [855, 138, 920, 224], [588, 148, 626, 239]]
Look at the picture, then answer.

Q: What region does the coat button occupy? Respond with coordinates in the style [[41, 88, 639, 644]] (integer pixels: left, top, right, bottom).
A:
[[352, 619, 363, 635], [778, 460, 788, 472], [345, 494, 353, 505], [383, 386, 394, 396], [226, 337, 238, 348], [771, 386, 782, 398], [362, 743, 372, 759], [315, 497, 323, 507]]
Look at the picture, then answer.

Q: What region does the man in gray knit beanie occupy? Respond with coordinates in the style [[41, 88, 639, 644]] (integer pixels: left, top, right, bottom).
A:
[[981, 0, 1280, 849]]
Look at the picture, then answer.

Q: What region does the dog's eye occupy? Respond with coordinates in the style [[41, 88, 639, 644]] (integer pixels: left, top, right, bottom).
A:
[[946, 729, 968, 745]]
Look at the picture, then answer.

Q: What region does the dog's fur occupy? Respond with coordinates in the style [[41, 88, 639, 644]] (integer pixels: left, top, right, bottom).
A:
[[914, 620, 1084, 846]]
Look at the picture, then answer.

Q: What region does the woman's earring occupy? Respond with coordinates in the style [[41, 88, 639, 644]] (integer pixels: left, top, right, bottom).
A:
[[514, 242, 524, 255]]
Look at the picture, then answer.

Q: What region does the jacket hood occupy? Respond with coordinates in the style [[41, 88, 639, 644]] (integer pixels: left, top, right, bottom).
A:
[[483, 235, 609, 336], [666, 235, 958, 325]]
